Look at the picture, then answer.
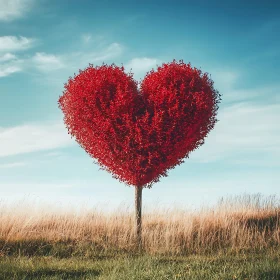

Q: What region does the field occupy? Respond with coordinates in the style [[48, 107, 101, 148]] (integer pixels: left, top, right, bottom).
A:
[[1, 193, 280, 279]]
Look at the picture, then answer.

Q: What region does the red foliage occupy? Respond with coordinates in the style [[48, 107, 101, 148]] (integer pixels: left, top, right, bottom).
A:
[[58, 59, 221, 188]]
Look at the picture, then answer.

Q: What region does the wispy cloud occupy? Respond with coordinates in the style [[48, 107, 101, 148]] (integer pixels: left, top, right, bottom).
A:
[[0, 36, 35, 53], [0, 37, 123, 79], [82, 34, 92, 43], [0, 162, 27, 168], [65, 42, 123, 68], [190, 101, 280, 163], [0, 122, 73, 157], [83, 42, 123, 64], [23, 42, 124, 82], [208, 69, 239, 93], [32, 52, 64, 72], [81, 34, 106, 46], [0, 52, 23, 77], [0, 65, 21, 77], [221, 84, 280, 103], [34, 42, 123, 73], [208, 68, 280, 104], [0, 0, 34, 21]]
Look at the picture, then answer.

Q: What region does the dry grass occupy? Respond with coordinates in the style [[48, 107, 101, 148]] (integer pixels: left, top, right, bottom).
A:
[[0, 193, 280, 256]]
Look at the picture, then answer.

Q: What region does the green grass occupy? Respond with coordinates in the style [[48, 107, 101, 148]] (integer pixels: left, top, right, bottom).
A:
[[1, 246, 280, 279]]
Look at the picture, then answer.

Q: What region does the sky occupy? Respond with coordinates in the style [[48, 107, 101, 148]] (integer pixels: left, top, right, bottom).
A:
[[0, 0, 280, 213]]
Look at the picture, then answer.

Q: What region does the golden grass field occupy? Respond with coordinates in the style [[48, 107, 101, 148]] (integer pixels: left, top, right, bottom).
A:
[[1, 193, 279, 256], [1, 193, 280, 279]]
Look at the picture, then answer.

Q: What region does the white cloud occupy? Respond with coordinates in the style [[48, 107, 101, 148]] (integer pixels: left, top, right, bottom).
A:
[[124, 57, 161, 83], [0, 162, 27, 168], [81, 34, 105, 45], [208, 69, 239, 92], [0, 0, 33, 21], [0, 52, 23, 77], [0, 122, 74, 157], [0, 65, 21, 77], [125, 57, 159, 72], [0, 53, 17, 62], [189, 101, 280, 163], [0, 36, 34, 53], [32, 52, 64, 71], [86, 42, 123, 63], [223, 84, 280, 103]]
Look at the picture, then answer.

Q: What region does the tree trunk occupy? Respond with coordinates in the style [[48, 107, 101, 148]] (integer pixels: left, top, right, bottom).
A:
[[135, 185, 143, 251]]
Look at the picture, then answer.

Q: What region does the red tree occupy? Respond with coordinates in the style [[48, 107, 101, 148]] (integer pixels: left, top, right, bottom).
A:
[[58, 59, 221, 249]]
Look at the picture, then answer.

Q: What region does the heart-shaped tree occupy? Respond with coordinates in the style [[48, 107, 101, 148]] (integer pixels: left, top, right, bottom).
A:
[[58, 59, 221, 249]]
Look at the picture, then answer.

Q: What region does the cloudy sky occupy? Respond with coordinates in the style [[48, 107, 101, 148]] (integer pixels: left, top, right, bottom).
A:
[[0, 0, 279, 213]]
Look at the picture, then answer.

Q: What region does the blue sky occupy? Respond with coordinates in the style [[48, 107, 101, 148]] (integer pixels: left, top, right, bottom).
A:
[[0, 0, 280, 213]]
